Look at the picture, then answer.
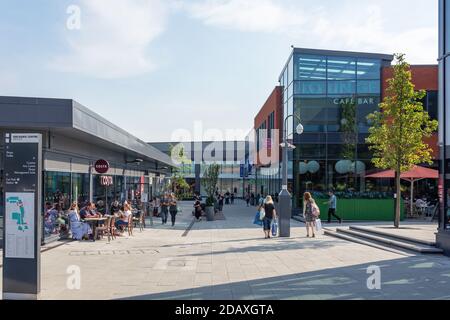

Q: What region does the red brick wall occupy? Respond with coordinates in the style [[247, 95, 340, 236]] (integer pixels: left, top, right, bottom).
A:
[[381, 65, 439, 159], [254, 86, 283, 166], [381, 65, 438, 98]]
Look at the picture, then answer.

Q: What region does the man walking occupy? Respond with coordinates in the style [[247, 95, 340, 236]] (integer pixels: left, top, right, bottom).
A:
[[327, 190, 342, 224]]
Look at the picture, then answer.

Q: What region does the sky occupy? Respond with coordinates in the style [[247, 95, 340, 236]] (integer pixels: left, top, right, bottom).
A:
[[0, 0, 439, 142]]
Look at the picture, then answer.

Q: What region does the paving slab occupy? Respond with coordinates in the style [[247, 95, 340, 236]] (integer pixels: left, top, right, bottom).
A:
[[1, 200, 450, 300]]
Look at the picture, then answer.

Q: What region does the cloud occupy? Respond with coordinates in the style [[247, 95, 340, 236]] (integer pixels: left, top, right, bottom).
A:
[[186, 0, 301, 33], [183, 0, 438, 63], [52, 0, 168, 79]]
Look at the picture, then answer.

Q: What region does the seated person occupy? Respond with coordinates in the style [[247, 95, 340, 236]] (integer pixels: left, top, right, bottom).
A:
[[115, 206, 132, 231], [110, 201, 121, 215], [68, 202, 92, 240], [194, 199, 203, 221], [80, 202, 99, 219]]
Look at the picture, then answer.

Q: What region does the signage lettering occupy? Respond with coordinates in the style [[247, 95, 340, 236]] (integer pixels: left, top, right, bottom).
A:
[[100, 176, 113, 186], [333, 97, 376, 105], [94, 159, 110, 174]]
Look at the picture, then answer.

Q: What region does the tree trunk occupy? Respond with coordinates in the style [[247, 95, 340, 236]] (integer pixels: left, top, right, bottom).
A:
[[395, 169, 401, 229]]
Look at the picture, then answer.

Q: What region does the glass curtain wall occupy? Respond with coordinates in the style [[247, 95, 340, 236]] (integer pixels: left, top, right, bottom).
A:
[[291, 53, 386, 210]]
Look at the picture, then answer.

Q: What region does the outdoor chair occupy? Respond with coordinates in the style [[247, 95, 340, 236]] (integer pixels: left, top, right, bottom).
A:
[[133, 211, 145, 232], [125, 215, 134, 236], [109, 217, 116, 240], [94, 217, 112, 242]]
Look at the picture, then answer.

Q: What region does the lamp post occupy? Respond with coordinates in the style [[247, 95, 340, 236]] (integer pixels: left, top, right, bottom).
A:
[[279, 114, 303, 237]]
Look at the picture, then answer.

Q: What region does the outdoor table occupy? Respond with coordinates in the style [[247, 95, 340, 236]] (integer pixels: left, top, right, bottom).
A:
[[83, 217, 107, 241]]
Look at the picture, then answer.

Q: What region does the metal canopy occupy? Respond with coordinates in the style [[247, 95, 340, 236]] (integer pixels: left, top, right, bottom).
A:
[[0, 96, 175, 169]]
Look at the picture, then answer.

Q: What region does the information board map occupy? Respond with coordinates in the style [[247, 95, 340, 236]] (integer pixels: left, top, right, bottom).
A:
[[5, 192, 35, 259]]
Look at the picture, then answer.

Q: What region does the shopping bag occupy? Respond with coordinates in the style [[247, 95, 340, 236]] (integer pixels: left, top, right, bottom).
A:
[[271, 219, 278, 237], [315, 219, 322, 232], [259, 207, 266, 220], [253, 212, 263, 226]]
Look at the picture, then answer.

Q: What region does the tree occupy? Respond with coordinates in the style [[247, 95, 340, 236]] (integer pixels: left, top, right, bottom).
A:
[[168, 143, 193, 198], [366, 54, 438, 228], [202, 164, 220, 207]]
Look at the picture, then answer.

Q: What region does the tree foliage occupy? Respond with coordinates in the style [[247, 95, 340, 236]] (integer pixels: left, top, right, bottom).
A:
[[366, 53, 438, 227], [202, 164, 220, 207]]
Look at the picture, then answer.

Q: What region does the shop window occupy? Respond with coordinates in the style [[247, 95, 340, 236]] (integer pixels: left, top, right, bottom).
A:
[[327, 57, 356, 80], [295, 81, 327, 95], [357, 80, 381, 94], [357, 59, 381, 80], [294, 54, 327, 80], [328, 81, 356, 95]]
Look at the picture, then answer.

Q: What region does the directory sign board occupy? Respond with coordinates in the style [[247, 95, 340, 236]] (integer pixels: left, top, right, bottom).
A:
[[3, 133, 42, 300]]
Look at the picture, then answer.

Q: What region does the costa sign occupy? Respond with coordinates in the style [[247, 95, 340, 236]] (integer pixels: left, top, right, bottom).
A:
[[94, 159, 110, 174], [100, 176, 114, 186]]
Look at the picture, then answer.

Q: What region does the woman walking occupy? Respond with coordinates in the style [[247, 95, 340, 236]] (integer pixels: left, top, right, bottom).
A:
[[262, 196, 277, 239], [303, 192, 318, 238], [169, 193, 178, 227]]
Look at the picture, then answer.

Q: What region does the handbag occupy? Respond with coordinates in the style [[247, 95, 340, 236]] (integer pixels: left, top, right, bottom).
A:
[[271, 219, 278, 237], [315, 219, 322, 232], [259, 207, 266, 220], [253, 212, 263, 226], [312, 204, 321, 218]]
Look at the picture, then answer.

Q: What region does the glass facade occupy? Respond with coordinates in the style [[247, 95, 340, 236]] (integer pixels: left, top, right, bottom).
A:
[[278, 51, 393, 213], [41, 169, 164, 242]]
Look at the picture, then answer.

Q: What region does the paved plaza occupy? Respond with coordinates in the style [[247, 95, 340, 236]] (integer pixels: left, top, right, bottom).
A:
[[1, 201, 450, 300]]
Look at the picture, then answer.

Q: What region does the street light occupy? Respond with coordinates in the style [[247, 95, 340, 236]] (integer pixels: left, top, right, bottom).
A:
[[279, 114, 303, 238]]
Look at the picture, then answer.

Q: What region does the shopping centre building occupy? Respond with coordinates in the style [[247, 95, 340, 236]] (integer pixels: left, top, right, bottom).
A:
[[0, 96, 174, 246], [149, 141, 251, 197], [253, 48, 439, 220]]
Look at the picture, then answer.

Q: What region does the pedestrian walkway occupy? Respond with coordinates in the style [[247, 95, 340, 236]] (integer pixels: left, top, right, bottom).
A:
[[1, 200, 450, 300]]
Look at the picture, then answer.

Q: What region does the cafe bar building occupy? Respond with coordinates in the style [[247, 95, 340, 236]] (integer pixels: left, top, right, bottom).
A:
[[0, 96, 174, 246], [254, 48, 439, 221]]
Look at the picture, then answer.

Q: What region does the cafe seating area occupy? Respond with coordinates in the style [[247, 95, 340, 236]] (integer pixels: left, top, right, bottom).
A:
[[46, 201, 146, 243]]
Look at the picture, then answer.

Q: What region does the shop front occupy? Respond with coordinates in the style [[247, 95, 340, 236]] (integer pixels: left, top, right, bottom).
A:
[[0, 96, 174, 247]]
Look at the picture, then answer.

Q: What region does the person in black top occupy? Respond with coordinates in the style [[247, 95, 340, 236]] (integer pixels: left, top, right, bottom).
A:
[[218, 193, 224, 213], [168, 193, 178, 227], [262, 195, 277, 239], [231, 193, 235, 205], [110, 201, 121, 215], [194, 199, 203, 221]]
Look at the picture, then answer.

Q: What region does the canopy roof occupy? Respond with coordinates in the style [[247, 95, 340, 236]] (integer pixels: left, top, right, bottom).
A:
[[366, 166, 439, 181]]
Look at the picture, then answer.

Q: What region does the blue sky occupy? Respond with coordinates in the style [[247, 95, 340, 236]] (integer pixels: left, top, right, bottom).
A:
[[0, 0, 438, 141]]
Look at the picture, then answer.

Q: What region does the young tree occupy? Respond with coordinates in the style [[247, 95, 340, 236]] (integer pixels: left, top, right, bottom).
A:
[[366, 54, 438, 228], [168, 143, 192, 198], [202, 164, 220, 207]]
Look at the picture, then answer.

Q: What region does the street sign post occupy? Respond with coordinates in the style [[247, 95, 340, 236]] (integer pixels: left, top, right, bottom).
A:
[[2, 133, 42, 300]]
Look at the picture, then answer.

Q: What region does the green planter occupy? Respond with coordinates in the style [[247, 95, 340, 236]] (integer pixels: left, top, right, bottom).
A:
[[315, 199, 405, 222]]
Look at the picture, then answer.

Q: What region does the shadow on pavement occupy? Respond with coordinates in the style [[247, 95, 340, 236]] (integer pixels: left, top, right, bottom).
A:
[[119, 255, 450, 300]]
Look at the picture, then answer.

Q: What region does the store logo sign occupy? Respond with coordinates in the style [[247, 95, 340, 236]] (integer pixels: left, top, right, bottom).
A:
[[333, 97, 376, 105], [94, 159, 110, 174], [100, 176, 113, 186]]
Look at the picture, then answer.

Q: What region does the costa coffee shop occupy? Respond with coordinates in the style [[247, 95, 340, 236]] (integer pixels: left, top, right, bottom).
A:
[[0, 96, 174, 245]]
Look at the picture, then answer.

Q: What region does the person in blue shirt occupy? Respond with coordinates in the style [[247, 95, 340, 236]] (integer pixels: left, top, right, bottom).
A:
[[327, 190, 342, 224]]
